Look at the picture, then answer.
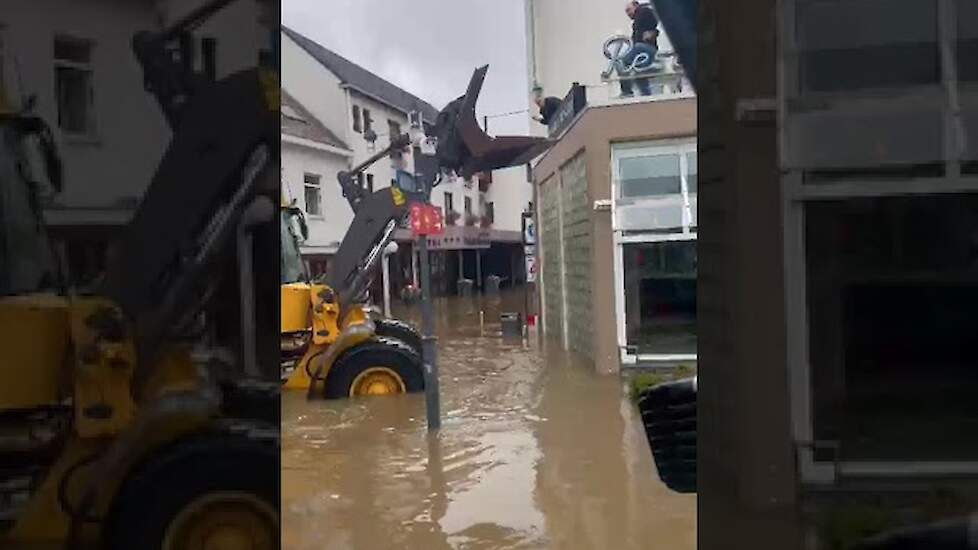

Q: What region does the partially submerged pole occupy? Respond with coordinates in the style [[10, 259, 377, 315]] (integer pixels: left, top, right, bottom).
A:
[[418, 235, 441, 431]]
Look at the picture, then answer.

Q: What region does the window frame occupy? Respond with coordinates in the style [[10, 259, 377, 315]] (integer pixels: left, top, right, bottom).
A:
[[362, 107, 372, 134], [611, 138, 698, 236], [352, 105, 361, 133], [53, 34, 97, 137], [611, 138, 698, 366], [302, 172, 323, 218], [781, 0, 978, 485], [0, 24, 6, 100]]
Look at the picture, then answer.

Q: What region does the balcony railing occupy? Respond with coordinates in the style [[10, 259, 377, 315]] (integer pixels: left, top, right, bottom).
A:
[[598, 36, 692, 104]]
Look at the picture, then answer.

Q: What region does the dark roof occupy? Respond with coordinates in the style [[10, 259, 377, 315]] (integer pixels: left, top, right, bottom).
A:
[[280, 90, 349, 150], [283, 26, 441, 124]]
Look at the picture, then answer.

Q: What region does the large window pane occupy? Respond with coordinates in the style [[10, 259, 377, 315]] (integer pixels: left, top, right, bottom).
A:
[[960, 0, 978, 82], [806, 194, 978, 462], [623, 241, 697, 355], [796, 0, 939, 93], [619, 154, 681, 198], [685, 152, 697, 194]]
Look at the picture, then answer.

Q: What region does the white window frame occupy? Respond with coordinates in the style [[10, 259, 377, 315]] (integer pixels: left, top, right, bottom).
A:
[[303, 172, 322, 218], [781, 0, 978, 485], [0, 25, 7, 102], [611, 138, 698, 365], [53, 35, 97, 138]]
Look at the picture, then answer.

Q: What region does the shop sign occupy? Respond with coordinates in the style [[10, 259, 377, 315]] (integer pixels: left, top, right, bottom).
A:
[[525, 254, 538, 283], [547, 83, 587, 138], [522, 213, 537, 245], [410, 203, 444, 236]]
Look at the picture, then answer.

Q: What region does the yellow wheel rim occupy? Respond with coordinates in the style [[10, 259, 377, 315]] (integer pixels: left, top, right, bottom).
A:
[[350, 367, 406, 397], [162, 492, 278, 550]]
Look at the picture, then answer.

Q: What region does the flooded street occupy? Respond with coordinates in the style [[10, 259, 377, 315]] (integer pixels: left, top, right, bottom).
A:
[[282, 290, 696, 550]]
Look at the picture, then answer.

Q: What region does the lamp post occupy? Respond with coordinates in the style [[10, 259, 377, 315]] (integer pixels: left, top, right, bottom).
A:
[[382, 241, 398, 317]]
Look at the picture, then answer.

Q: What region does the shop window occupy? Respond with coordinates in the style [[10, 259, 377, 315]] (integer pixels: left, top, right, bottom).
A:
[[794, 0, 938, 93], [805, 194, 978, 463], [623, 241, 697, 355], [54, 36, 96, 135], [303, 173, 321, 217], [613, 141, 697, 234], [960, 1, 978, 82], [619, 154, 681, 198], [685, 152, 697, 194]]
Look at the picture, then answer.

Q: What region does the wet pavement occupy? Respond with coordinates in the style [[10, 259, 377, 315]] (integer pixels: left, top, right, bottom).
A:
[[282, 290, 696, 550]]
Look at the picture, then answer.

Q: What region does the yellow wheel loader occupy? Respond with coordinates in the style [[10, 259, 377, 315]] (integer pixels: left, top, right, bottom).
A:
[[0, 1, 280, 547], [280, 198, 425, 398], [279, 66, 551, 400]]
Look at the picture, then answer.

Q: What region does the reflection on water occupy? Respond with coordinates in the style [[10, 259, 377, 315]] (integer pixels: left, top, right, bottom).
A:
[[282, 289, 696, 550]]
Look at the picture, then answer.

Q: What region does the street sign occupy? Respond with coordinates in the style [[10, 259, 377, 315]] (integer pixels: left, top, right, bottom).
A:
[[410, 203, 445, 236], [522, 213, 536, 245], [525, 254, 538, 283]]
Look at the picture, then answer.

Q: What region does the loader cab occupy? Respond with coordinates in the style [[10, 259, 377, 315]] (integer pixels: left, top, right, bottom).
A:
[[0, 109, 62, 297], [281, 202, 308, 285]]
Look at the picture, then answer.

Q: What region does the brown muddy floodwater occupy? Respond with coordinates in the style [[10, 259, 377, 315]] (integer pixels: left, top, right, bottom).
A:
[[282, 290, 696, 550]]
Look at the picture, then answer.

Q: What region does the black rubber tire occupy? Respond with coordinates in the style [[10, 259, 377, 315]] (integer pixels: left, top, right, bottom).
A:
[[373, 318, 423, 357], [105, 428, 279, 550], [636, 377, 697, 494], [323, 336, 425, 399]]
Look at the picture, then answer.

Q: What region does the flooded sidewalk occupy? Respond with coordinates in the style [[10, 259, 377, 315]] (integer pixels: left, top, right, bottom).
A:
[[282, 291, 696, 550]]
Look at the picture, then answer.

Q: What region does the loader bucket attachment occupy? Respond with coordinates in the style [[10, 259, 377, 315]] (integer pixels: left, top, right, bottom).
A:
[[435, 65, 552, 179]]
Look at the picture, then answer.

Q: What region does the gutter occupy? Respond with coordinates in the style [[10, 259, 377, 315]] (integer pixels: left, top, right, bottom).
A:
[[281, 133, 353, 157], [339, 83, 438, 121]]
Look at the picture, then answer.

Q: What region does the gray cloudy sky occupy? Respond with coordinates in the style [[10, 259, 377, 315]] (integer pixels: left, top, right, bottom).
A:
[[282, 0, 531, 135]]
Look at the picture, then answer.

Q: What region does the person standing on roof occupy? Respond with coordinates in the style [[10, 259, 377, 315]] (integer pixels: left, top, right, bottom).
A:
[[620, 1, 660, 97], [533, 95, 563, 126]]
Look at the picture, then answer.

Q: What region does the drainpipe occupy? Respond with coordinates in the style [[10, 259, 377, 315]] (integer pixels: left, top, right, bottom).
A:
[[526, 0, 540, 92]]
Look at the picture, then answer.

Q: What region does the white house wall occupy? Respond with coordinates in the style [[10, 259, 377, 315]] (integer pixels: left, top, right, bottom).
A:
[[281, 32, 348, 149], [0, 0, 168, 208], [158, 0, 269, 78], [524, 0, 676, 132], [281, 140, 350, 255], [282, 30, 512, 237], [485, 165, 532, 232], [0, 0, 272, 210]]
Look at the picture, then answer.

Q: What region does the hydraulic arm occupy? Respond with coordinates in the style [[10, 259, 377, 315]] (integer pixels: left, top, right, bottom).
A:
[[325, 65, 552, 311]]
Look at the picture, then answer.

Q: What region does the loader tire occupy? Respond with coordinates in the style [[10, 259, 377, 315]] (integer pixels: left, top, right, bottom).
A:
[[373, 318, 423, 357], [105, 426, 279, 550], [323, 336, 424, 399]]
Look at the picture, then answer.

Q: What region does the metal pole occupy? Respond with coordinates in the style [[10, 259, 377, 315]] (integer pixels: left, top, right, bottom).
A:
[[412, 247, 419, 287], [458, 249, 464, 292], [419, 235, 441, 431], [476, 249, 482, 291], [521, 213, 531, 335], [382, 251, 392, 317]]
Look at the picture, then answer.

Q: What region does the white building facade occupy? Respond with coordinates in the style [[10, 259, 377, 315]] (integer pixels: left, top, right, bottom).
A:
[[0, 0, 273, 285], [523, 0, 697, 371], [282, 27, 530, 295]]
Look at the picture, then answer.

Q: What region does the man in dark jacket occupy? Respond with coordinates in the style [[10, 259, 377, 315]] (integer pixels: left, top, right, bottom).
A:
[[620, 1, 660, 96], [534, 95, 562, 126]]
